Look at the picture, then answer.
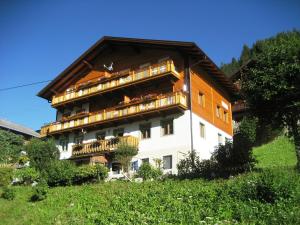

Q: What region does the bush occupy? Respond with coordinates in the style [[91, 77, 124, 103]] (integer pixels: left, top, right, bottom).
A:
[[137, 163, 162, 180], [177, 151, 219, 179], [1, 186, 15, 200], [210, 116, 257, 178], [73, 164, 108, 184], [31, 180, 49, 202], [227, 169, 298, 204], [212, 141, 255, 176], [95, 164, 109, 181], [14, 167, 40, 185], [26, 138, 59, 172], [45, 160, 76, 187], [0, 167, 13, 186], [114, 142, 138, 172], [178, 118, 257, 179], [0, 130, 24, 164]]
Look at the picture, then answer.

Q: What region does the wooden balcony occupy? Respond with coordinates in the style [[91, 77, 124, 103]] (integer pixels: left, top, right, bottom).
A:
[[71, 136, 139, 157], [40, 91, 187, 137], [51, 60, 180, 107]]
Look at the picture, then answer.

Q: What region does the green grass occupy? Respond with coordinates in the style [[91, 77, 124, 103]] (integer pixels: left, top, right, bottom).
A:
[[253, 136, 297, 169], [0, 135, 299, 225]]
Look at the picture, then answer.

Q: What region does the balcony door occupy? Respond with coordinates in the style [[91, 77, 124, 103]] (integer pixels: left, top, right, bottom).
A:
[[113, 128, 124, 137]]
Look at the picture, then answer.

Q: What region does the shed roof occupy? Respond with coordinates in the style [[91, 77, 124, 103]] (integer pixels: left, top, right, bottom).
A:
[[0, 119, 40, 138]]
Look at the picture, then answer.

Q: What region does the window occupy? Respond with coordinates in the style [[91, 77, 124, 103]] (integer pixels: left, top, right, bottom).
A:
[[200, 123, 205, 138], [131, 160, 138, 171], [161, 119, 174, 136], [218, 133, 223, 145], [216, 106, 221, 118], [142, 158, 149, 164], [225, 137, 230, 143], [224, 111, 229, 123], [112, 162, 121, 174], [74, 133, 83, 145], [163, 155, 172, 169], [96, 131, 106, 141], [140, 123, 151, 139], [198, 92, 205, 107], [59, 136, 68, 151], [113, 128, 124, 137]]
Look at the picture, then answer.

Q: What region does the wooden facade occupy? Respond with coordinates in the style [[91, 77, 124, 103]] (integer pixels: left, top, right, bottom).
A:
[[190, 70, 233, 135]]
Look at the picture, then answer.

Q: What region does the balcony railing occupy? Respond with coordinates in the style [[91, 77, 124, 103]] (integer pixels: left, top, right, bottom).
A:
[[51, 60, 180, 107], [71, 136, 139, 157], [40, 91, 187, 137]]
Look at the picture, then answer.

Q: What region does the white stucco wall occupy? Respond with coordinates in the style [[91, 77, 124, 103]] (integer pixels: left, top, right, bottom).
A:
[[191, 113, 232, 160], [56, 110, 232, 174]]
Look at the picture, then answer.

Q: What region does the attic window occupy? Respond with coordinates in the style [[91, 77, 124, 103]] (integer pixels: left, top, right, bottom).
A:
[[216, 106, 221, 118]]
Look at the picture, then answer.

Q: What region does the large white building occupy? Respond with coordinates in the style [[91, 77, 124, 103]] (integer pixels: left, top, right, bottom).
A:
[[39, 37, 236, 176]]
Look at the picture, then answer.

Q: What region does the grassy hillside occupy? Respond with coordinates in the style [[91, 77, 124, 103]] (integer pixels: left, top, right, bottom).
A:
[[253, 136, 297, 169], [0, 136, 299, 225]]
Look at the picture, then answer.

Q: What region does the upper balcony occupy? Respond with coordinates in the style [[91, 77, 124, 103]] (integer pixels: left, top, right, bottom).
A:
[[51, 60, 180, 107], [41, 91, 187, 137]]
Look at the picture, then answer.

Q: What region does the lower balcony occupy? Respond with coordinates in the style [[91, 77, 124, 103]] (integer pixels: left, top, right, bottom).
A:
[[40, 91, 187, 137], [71, 136, 139, 157]]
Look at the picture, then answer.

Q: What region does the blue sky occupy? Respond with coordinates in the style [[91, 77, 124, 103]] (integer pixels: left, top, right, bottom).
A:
[[0, 0, 299, 130]]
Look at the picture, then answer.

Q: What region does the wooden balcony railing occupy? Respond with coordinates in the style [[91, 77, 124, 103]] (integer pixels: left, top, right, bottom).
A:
[[71, 136, 139, 157], [51, 60, 180, 107], [40, 91, 187, 137]]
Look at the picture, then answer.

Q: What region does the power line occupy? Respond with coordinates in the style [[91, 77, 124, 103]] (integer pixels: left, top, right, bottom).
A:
[[0, 80, 52, 92]]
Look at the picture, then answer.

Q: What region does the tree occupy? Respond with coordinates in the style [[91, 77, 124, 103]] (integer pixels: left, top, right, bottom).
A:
[[240, 44, 251, 65], [0, 130, 24, 164], [241, 31, 300, 169], [220, 57, 240, 77], [25, 138, 59, 171], [114, 141, 138, 173], [213, 116, 257, 173]]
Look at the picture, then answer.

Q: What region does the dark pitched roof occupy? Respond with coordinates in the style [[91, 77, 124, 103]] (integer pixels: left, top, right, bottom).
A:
[[38, 36, 238, 100], [0, 119, 40, 138]]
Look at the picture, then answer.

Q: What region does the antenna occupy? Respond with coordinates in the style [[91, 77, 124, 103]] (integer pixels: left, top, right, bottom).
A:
[[103, 62, 114, 71]]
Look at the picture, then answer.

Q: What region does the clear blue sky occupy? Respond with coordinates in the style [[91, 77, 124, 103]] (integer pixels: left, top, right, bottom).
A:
[[0, 0, 299, 131]]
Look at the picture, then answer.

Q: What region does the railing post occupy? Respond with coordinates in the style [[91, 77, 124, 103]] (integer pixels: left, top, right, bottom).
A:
[[167, 60, 170, 71], [149, 66, 152, 77]]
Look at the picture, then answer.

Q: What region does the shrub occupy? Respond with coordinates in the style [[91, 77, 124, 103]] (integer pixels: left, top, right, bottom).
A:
[[1, 186, 15, 200], [137, 163, 162, 180], [114, 142, 138, 172], [177, 150, 199, 177], [0, 130, 24, 164], [73, 164, 108, 184], [227, 169, 298, 204], [0, 167, 13, 186], [95, 164, 109, 181], [45, 160, 76, 187], [31, 180, 49, 202], [26, 138, 59, 172], [14, 167, 40, 185], [177, 151, 219, 179]]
